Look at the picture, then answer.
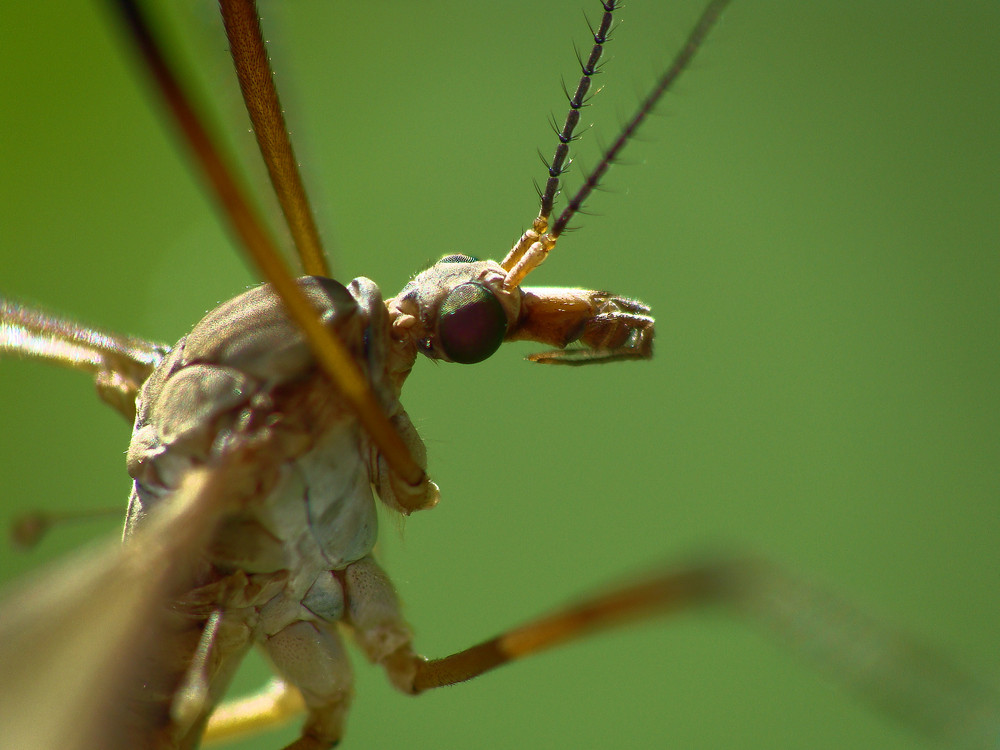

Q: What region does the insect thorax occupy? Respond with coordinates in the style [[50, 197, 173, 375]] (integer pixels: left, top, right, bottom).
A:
[[122, 277, 422, 624]]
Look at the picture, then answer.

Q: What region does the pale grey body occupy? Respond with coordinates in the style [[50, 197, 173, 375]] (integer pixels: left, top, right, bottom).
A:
[[124, 276, 425, 745]]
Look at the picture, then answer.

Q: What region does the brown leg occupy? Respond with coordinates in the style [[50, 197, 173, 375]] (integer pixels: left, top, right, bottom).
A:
[[201, 556, 995, 746], [375, 558, 998, 747], [381, 563, 724, 693]]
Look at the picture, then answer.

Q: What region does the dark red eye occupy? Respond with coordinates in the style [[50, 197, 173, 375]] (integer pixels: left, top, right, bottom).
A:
[[437, 282, 506, 364]]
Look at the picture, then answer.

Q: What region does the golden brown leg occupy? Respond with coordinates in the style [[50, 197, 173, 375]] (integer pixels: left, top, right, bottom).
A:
[[382, 563, 722, 693], [376, 558, 998, 746], [199, 557, 997, 746]]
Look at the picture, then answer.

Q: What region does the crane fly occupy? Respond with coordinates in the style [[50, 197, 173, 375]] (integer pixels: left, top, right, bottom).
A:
[[1, 1, 998, 749]]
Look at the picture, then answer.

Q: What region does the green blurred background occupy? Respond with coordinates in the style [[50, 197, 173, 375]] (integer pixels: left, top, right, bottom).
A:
[[1, 1, 997, 748]]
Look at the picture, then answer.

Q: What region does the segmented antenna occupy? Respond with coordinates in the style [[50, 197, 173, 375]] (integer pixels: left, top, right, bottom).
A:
[[552, 0, 730, 238], [501, 0, 731, 287], [535, 0, 620, 235]]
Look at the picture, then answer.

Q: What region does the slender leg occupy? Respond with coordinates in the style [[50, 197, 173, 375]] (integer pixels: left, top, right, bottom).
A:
[[0, 296, 165, 421], [204, 556, 414, 747], [380, 563, 723, 693], [372, 558, 999, 747], [206, 556, 998, 747]]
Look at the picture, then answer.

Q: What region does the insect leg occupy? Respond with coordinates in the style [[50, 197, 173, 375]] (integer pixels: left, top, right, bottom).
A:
[[203, 556, 420, 747], [0, 296, 166, 421], [217, 0, 329, 278], [373, 558, 998, 747], [203, 679, 305, 745], [169, 608, 257, 742], [263, 621, 355, 750]]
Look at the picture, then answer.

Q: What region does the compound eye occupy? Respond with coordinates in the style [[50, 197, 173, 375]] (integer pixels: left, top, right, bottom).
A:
[[438, 282, 507, 364], [437, 254, 477, 264]]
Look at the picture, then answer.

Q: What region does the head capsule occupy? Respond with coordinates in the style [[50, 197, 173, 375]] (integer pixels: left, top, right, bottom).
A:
[[388, 255, 522, 365]]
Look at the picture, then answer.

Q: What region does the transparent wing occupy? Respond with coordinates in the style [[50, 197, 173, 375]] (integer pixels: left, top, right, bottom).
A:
[[0, 462, 243, 749]]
